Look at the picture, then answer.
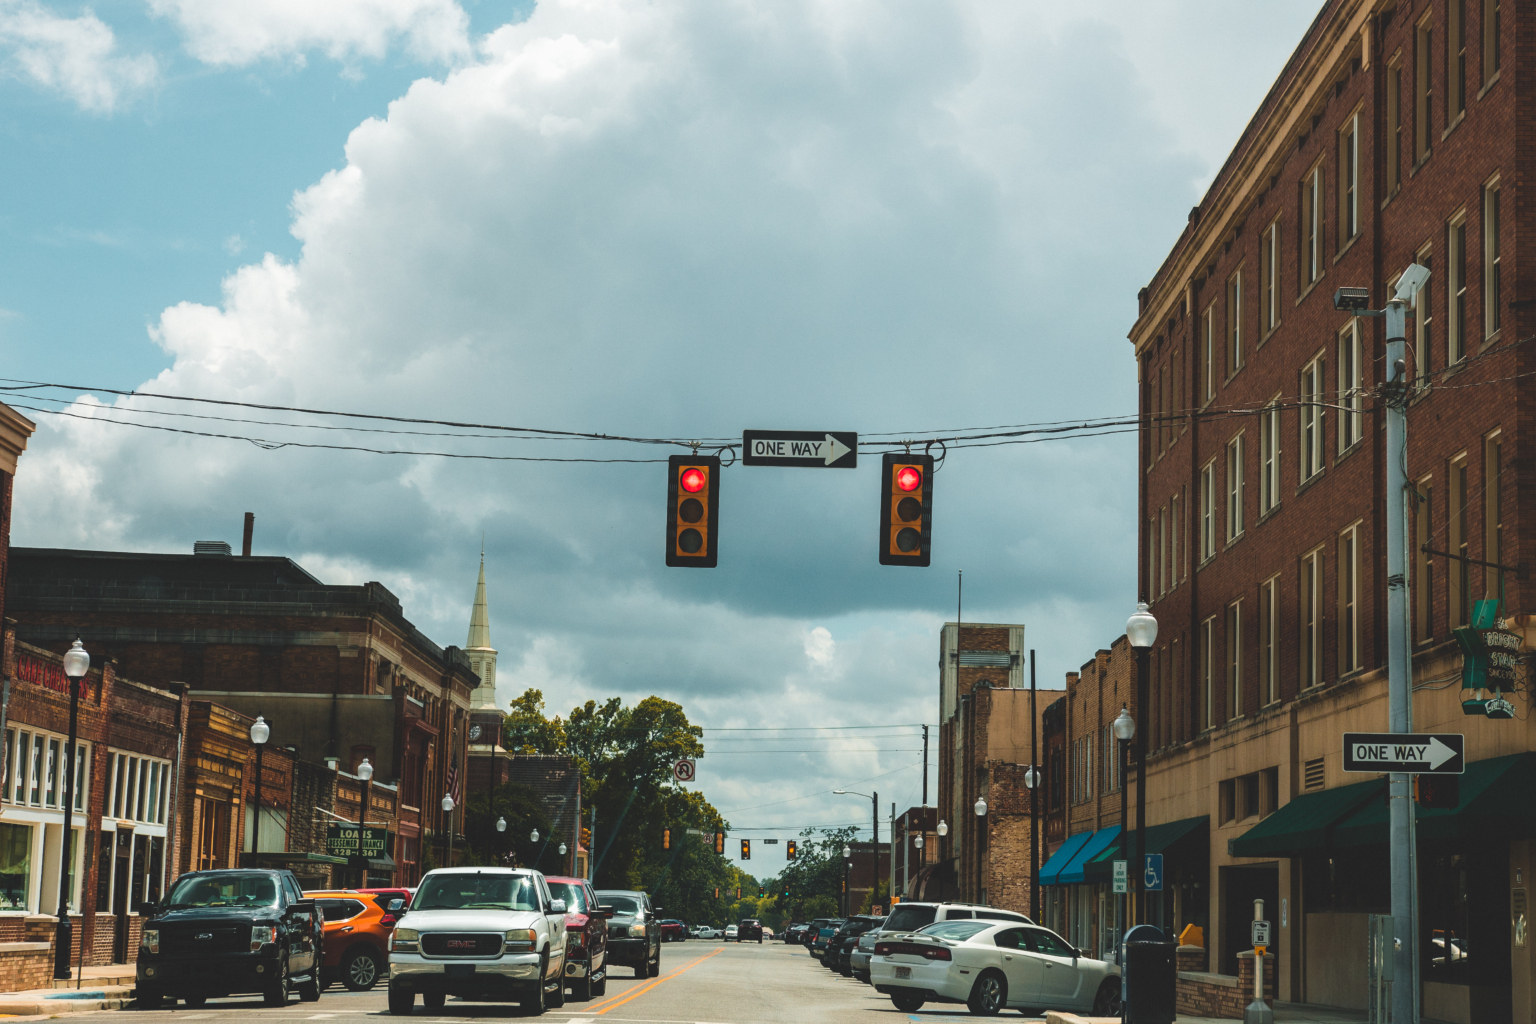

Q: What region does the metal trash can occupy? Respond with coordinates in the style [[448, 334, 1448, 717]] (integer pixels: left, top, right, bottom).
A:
[[1122, 925, 1177, 1024]]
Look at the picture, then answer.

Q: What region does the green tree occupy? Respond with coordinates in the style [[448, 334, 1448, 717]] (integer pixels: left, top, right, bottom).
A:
[[774, 825, 860, 919]]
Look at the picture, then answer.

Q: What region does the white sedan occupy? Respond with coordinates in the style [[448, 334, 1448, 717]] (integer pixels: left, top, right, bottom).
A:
[[724, 925, 739, 940], [870, 920, 1121, 1017]]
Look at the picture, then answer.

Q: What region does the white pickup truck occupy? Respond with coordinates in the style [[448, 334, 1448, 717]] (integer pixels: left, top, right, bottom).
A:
[[387, 868, 569, 1015], [691, 924, 723, 939]]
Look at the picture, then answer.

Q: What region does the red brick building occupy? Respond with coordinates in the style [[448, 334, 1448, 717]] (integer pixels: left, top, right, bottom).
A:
[[1126, 1, 1536, 1019]]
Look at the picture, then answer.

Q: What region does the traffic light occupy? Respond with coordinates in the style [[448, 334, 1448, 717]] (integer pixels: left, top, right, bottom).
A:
[[786, 840, 796, 860], [735, 886, 742, 899], [714, 831, 725, 855], [580, 827, 592, 848], [740, 839, 751, 860], [1415, 774, 1460, 809], [758, 886, 765, 898], [714, 887, 720, 899], [782, 885, 790, 898], [663, 829, 671, 850], [879, 453, 933, 566], [666, 455, 721, 568]]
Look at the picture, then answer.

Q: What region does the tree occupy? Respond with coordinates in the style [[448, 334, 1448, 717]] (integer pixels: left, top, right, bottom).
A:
[[774, 825, 860, 919], [454, 781, 558, 872]]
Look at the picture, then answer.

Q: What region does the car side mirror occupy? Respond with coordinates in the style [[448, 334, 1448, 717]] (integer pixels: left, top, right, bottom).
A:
[[596, 905, 614, 918], [292, 899, 316, 914], [549, 899, 568, 915], [653, 907, 663, 915]]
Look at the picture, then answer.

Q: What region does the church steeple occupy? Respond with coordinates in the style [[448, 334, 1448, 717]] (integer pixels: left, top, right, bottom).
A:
[[466, 552, 498, 709]]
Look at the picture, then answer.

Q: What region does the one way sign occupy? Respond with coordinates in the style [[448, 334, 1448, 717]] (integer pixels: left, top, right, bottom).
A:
[[1343, 732, 1465, 774]]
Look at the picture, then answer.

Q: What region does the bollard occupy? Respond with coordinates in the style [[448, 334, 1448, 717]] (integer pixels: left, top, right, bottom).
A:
[[1244, 899, 1274, 1024]]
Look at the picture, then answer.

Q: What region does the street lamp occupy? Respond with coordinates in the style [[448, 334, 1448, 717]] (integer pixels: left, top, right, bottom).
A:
[[842, 845, 852, 917], [357, 758, 374, 887], [1126, 602, 1157, 923], [250, 716, 270, 862], [54, 640, 88, 980], [559, 843, 567, 856], [1112, 705, 1136, 941], [1023, 763, 1040, 921], [936, 820, 948, 836], [441, 793, 455, 869], [496, 817, 507, 832], [973, 796, 988, 904], [833, 790, 881, 903], [531, 829, 540, 843]]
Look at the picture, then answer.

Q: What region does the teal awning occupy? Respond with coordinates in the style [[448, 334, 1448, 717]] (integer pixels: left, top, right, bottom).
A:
[[1039, 831, 1093, 887], [1332, 752, 1536, 847], [1056, 826, 1122, 885], [1083, 815, 1208, 880], [1229, 777, 1383, 858]]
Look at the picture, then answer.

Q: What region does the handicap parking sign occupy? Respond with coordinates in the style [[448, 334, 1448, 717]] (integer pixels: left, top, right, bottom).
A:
[[1144, 853, 1164, 891]]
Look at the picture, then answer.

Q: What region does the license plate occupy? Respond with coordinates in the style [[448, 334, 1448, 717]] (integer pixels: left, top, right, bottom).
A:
[[894, 966, 912, 979], [445, 964, 475, 977]]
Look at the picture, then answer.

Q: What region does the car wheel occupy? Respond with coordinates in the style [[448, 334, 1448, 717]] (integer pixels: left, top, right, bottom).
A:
[[1092, 979, 1122, 1017], [546, 959, 565, 1009], [421, 991, 446, 1013], [136, 987, 163, 1010], [182, 995, 206, 1008], [892, 992, 925, 1012], [263, 958, 291, 1008], [523, 952, 548, 1016], [648, 951, 661, 978], [569, 965, 593, 1003], [343, 947, 382, 991], [967, 969, 1007, 1016], [298, 973, 323, 1002], [387, 985, 415, 1015], [593, 970, 607, 998]]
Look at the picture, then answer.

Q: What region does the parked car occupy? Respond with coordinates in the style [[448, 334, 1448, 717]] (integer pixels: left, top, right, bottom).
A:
[[870, 919, 1121, 1016], [659, 919, 688, 942], [355, 888, 413, 927], [808, 919, 844, 959], [827, 915, 882, 975], [724, 924, 738, 940], [597, 889, 662, 978], [386, 867, 570, 1014], [783, 922, 807, 944], [737, 918, 764, 943], [136, 868, 324, 1009], [546, 875, 611, 1001], [692, 924, 722, 939], [307, 890, 394, 991], [853, 902, 1034, 983]]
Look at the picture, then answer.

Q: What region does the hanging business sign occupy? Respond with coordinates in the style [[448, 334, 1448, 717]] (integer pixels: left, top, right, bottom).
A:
[[325, 824, 390, 857]]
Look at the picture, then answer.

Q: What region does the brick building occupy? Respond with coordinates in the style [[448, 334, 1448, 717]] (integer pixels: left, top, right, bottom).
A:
[[0, 403, 33, 627], [935, 622, 1061, 918], [1125, 1, 1536, 1020]]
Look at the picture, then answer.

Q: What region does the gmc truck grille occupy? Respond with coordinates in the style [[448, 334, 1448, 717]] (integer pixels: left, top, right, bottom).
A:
[[161, 924, 246, 954], [421, 932, 503, 958]]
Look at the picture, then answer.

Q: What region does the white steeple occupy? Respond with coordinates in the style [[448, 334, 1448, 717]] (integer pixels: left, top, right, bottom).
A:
[[466, 550, 499, 709]]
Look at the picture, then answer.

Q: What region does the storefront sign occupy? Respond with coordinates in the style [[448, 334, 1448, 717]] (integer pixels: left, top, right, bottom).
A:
[[15, 655, 82, 697], [325, 824, 390, 857]]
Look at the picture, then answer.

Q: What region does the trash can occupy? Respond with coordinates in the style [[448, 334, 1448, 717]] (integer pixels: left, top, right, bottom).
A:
[[1122, 925, 1177, 1024]]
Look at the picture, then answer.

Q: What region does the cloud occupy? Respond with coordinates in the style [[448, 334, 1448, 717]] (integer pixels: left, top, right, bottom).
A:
[[12, 0, 1317, 848], [150, 0, 471, 67], [0, 0, 156, 112]]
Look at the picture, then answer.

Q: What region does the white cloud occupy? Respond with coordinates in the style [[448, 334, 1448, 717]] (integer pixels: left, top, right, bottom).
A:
[[0, 0, 156, 112], [223, 233, 246, 255], [150, 0, 471, 67]]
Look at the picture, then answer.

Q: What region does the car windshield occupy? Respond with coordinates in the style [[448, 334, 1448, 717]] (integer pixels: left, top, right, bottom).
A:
[[165, 873, 278, 909], [884, 905, 937, 932], [917, 920, 992, 942], [547, 882, 590, 913], [602, 895, 643, 916], [413, 874, 540, 911]]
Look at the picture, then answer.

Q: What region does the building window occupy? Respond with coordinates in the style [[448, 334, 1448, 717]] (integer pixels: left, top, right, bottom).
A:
[[1300, 355, 1325, 481], [1259, 399, 1281, 515], [1159, 505, 1169, 597], [1483, 0, 1500, 84], [1484, 433, 1502, 601], [1451, 454, 1469, 627], [1301, 548, 1322, 688], [1226, 434, 1245, 541], [1240, 773, 1261, 820], [0, 824, 30, 911], [1415, 476, 1435, 642], [1484, 180, 1500, 337], [1260, 575, 1279, 705], [1386, 56, 1402, 193], [108, 752, 172, 825], [1301, 164, 1323, 285], [1200, 461, 1217, 561], [1172, 492, 1182, 585], [1338, 524, 1360, 674], [1173, 347, 1184, 436], [1219, 779, 1236, 825], [1414, 247, 1434, 388], [1416, 13, 1434, 163], [1339, 321, 1363, 450], [1201, 617, 1216, 730], [1449, 213, 1468, 362], [1262, 220, 1280, 332], [4, 728, 87, 811], [1226, 601, 1243, 720], [1159, 364, 1170, 455], [1448, 0, 1466, 119], [1202, 305, 1216, 401], [1227, 270, 1244, 374], [1338, 113, 1359, 244]]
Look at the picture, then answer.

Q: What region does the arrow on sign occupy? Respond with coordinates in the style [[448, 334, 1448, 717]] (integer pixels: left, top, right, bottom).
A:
[[821, 433, 851, 465]]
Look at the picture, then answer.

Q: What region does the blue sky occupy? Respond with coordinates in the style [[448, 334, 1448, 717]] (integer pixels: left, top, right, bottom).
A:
[[1, 0, 1322, 867]]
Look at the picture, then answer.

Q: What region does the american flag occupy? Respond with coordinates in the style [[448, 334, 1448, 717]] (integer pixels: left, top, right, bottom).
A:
[[446, 759, 462, 804]]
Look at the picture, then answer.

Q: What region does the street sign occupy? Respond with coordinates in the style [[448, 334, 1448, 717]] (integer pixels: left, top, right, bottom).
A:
[[1144, 853, 1164, 891], [1251, 920, 1271, 947], [1112, 860, 1128, 894], [1343, 732, 1465, 774], [742, 430, 857, 469], [674, 759, 696, 782]]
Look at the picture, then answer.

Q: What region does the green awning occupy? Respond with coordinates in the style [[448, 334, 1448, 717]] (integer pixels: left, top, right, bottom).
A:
[[1082, 815, 1208, 880], [1331, 752, 1536, 847], [1229, 777, 1384, 858], [1039, 831, 1093, 887]]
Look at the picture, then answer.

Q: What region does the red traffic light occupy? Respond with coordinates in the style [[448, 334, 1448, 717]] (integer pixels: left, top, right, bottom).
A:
[[680, 467, 707, 493], [667, 456, 720, 568], [896, 466, 922, 492]]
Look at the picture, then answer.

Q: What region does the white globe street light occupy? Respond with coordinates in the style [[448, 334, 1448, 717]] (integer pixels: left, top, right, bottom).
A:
[[1126, 601, 1159, 649], [54, 642, 89, 979], [559, 843, 567, 856], [974, 796, 987, 817], [1023, 766, 1040, 790], [357, 758, 374, 782], [937, 820, 948, 837], [914, 835, 925, 849], [1113, 705, 1136, 742], [496, 817, 507, 833], [531, 829, 540, 843], [249, 715, 270, 746]]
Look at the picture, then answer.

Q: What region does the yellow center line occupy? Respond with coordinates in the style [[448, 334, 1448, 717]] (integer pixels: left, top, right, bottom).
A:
[[588, 947, 725, 1015]]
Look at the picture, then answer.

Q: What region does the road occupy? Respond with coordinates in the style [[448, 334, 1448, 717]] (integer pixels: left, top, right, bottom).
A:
[[77, 941, 1031, 1024]]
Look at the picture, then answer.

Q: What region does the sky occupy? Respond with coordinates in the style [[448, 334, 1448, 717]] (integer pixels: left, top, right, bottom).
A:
[[1, 0, 1322, 876]]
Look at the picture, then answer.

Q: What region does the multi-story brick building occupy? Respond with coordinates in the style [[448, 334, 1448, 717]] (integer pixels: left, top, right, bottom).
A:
[[1125, 1, 1536, 1020]]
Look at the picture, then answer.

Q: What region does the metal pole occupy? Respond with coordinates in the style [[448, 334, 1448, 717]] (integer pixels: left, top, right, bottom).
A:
[[922, 725, 929, 806], [253, 742, 263, 859], [888, 802, 895, 909], [872, 793, 879, 904], [360, 777, 371, 886], [1384, 300, 1418, 1024], [1030, 649, 1039, 920], [1119, 737, 1129, 941], [1134, 645, 1149, 925], [54, 674, 81, 979]]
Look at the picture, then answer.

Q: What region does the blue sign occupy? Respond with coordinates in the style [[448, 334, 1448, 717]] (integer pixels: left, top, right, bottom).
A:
[[1144, 853, 1164, 891]]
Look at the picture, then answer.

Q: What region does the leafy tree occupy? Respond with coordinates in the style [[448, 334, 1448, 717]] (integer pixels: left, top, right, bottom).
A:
[[452, 781, 558, 872], [773, 825, 860, 919]]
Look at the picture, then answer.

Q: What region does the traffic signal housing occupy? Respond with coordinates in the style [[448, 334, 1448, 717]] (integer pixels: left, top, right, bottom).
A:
[[879, 454, 933, 566], [786, 840, 796, 860], [1415, 774, 1460, 809], [666, 455, 721, 568], [663, 829, 671, 850], [714, 831, 725, 854], [740, 839, 751, 860]]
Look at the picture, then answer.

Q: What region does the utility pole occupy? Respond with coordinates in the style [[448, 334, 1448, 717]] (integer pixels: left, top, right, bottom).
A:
[[922, 725, 929, 806]]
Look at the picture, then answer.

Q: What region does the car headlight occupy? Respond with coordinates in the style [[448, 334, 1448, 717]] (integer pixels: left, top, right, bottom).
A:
[[141, 929, 159, 954], [630, 922, 645, 937], [390, 928, 419, 953], [251, 925, 278, 952], [505, 929, 536, 952]]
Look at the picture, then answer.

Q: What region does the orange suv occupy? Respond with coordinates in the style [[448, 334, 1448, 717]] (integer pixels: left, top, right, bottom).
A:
[[306, 890, 396, 991]]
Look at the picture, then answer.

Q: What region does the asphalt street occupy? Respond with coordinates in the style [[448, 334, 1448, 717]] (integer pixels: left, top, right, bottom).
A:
[[74, 941, 1043, 1024]]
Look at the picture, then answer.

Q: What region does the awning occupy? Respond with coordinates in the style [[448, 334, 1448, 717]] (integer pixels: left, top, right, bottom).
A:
[[1039, 831, 1093, 886], [1082, 815, 1208, 880], [1229, 777, 1384, 858], [1055, 826, 1123, 886], [241, 852, 349, 867], [1331, 752, 1536, 847]]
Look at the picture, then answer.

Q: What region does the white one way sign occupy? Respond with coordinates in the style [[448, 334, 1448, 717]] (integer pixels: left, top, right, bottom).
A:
[[1343, 732, 1464, 774], [741, 430, 858, 469]]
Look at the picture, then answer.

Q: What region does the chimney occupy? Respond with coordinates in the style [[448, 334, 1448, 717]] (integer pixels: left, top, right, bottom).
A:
[[242, 512, 255, 557]]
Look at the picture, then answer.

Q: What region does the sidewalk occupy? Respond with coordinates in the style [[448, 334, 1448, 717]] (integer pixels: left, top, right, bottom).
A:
[[1048, 1003, 1368, 1024], [0, 966, 137, 1017]]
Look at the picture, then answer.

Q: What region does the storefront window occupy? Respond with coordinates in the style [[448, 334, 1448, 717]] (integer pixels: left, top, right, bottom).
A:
[[1422, 851, 1471, 984], [0, 823, 31, 910]]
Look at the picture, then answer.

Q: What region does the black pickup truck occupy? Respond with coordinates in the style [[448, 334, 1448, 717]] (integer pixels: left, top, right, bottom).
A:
[[136, 868, 324, 1008]]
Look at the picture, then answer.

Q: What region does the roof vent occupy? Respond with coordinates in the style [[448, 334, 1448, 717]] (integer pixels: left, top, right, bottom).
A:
[[193, 541, 232, 556]]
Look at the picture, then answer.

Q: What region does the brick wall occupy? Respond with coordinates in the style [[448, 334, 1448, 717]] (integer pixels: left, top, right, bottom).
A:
[[0, 943, 53, 992], [1176, 951, 1272, 1020]]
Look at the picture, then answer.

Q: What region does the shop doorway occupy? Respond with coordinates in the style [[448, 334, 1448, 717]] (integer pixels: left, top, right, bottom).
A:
[[1221, 863, 1278, 976], [111, 830, 132, 963]]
